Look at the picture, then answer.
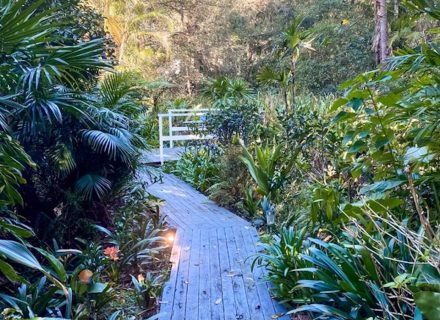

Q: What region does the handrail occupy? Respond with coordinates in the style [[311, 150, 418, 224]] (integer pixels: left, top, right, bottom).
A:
[[158, 109, 213, 164]]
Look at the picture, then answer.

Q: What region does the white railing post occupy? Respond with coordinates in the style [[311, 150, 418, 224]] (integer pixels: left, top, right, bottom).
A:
[[168, 110, 173, 148], [159, 114, 164, 165], [155, 108, 216, 165]]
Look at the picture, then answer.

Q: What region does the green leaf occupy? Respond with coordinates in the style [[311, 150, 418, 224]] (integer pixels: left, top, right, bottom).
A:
[[0, 240, 43, 271], [360, 180, 405, 195], [374, 136, 391, 149], [89, 282, 111, 294], [404, 146, 433, 165], [35, 248, 67, 282], [330, 97, 348, 112], [347, 140, 366, 153], [0, 220, 34, 238], [349, 98, 364, 111], [0, 259, 23, 282], [367, 198, 403, 212], [288, 303, 351, 318], [333, 111, 355, 123], [414, 291, 440, 320], [377, 92, 400, 106]]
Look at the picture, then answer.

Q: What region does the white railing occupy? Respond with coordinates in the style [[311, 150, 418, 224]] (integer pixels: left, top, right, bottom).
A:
[[158, 108, 213, 164]]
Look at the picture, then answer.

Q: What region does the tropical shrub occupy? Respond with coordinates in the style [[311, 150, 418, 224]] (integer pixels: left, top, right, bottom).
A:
[[204, 77, 262, 145], [0, 1, 167, 319], [168, 146, 221, 192], [252, 1, 440, 319], [206, 144, 250, 213], [131, 272, 164, 309], [0, 0, 150, 238], [252, 227, 310, 304]]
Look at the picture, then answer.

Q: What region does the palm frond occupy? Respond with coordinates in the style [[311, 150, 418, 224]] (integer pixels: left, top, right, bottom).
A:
[[99, 73, 141, 114], [20, 39, 110, 91], [0, 133, 34, 206], [74, 174, 111, 200], [50, 144, 77, 175], [80, 129, 135, 162], [0, 0, 53, 55]]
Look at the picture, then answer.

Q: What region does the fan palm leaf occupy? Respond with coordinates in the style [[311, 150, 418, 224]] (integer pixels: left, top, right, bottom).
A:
[[15, 88, 89, 137], [20, 39, 110, 91], [49, 143, 77, 175], [75, 174, 111, 200], [80, 129, 135, 162]]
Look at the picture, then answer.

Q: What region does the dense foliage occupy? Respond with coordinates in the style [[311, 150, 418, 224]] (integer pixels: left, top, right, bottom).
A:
[[167, 1, 440, 319], [89, 0, 378, 99], [2, 0, 440, 319], [0, 1, 167, 319]]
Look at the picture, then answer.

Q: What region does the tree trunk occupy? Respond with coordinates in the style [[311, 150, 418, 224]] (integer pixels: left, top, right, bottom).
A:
[[185, 65, 192, 96], [282, 87, 288, 112], [118, 34, 126, 64], [372, 0, 389, 64], [290, 58, 297, 113]]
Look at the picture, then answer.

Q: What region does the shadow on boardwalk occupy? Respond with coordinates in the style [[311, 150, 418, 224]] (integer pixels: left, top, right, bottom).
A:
[[146, 173, 288, 320]]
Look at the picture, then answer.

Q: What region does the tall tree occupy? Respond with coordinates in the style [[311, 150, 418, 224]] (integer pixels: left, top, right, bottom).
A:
[[373, 0, 390, 64]]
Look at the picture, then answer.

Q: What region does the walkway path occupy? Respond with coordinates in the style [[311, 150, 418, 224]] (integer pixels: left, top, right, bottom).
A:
[[142, 147, 186, 164], [147, 173, 288, 320]]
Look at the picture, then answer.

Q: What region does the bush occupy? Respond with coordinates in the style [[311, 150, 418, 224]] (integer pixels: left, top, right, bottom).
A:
[[204, 77, 262, 145], [167, 145, 221, 193]]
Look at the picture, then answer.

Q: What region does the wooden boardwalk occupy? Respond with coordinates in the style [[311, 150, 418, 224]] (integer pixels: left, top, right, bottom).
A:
[[146, 173, 288, 320], [142, 147, 186, 164]]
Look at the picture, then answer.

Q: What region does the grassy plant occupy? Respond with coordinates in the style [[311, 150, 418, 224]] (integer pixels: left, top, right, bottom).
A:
[[170, 146, 221, 192], [252, 227, 309, 304]]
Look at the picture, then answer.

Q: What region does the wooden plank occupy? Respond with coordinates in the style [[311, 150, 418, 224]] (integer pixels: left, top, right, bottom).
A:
[[217, 227, 238, 320], [143, 147, 186, 163], [185, 228, 202, 318], [241, 227, 277, 319], [248, 229, 289, 319], [160, 230, 183, 319], [171, 230, 193, 319], [224, 227, 251, 320], [147, 171, 289, 319], [209, 229, 225, 320], [158, 176, 217, 228], [159, 201, 192, 231], [231, 227, 265, 320], [198, 229, 212, 319], [168, 195, 215, 228]]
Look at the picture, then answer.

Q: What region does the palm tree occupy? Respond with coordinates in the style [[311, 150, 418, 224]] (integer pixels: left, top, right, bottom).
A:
[[257, 66, 290, 111], [277, 17, 315, 112], [88, 0, 174, 74], [0, 0, 145, 211]]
